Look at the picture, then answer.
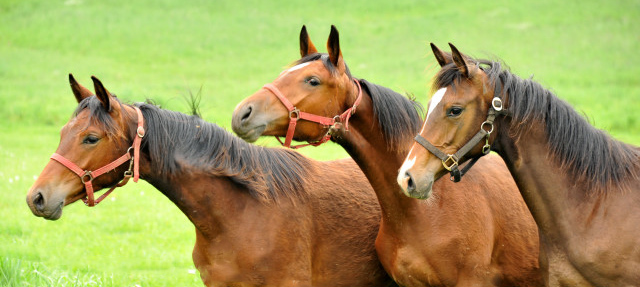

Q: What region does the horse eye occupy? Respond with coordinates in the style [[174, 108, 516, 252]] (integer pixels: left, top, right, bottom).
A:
[[82, 135, 100, 145], [447, 107, 464, 117], [305, 77, 321, 87]]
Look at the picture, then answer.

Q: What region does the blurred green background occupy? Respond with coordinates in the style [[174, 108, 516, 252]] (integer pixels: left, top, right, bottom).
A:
[[1, 0, 638, 286]]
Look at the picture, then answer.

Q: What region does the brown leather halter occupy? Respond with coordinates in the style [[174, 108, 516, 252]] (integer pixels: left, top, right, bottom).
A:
[[50, 106, 145, 206], [414, 83, 505, 182], [263, 79, 363, 149]]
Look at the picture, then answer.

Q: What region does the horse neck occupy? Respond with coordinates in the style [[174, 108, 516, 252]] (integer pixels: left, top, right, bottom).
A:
[[332, 86, 418, 217], [132, 116, 259, 239], [493, 118, 620, 240], [140, 163, 253, 236]]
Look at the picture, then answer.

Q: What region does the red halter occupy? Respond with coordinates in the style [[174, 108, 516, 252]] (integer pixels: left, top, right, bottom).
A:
[[50, 106, 145, 206], [263, 79, 362, 149]]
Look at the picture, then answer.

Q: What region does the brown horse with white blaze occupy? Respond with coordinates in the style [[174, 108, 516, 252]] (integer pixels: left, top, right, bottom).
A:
[[232, 25, 543, 287], [399, 43, 640, 286], [26, 75, 397, 287]]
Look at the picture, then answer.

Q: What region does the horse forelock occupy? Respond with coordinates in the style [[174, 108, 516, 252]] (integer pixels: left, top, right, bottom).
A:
[[294, 53, 352, 79], [137, 103, 312, 203], [72, 96, 132, 139], [436, 57, 640, 194]]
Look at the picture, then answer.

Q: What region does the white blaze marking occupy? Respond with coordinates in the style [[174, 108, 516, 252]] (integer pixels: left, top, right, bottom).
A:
[[279, 62, 311, 77], [398, 88, 447, 187], [425, 88, 447, 124]]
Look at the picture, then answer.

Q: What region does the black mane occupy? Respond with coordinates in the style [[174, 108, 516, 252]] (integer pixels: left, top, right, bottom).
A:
[[76, 96, 312, 202], [435, 59, 640, 192], [359, 79, 424, 151]]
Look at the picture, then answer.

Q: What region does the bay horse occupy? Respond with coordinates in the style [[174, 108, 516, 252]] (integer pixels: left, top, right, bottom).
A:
[[398, 43, 640, 286], [232, 25, 543, 287], [25, 75, 398, 287]]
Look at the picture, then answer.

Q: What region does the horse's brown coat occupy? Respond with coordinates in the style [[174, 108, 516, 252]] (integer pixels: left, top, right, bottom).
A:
[[401, 43, 640, 286], [26, 75, 396, 287], [232, 26, 543, 287]]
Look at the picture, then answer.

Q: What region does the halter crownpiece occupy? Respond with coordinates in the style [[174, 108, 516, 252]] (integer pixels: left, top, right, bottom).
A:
[[50, 106, 145, 206], [414, 82, 506, 182], [264, 79, 363, 149]]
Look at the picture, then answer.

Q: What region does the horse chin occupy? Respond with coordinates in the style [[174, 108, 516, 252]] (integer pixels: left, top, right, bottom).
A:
[[233, 124, 266, 143], [43, 203, 64, 220], [26, 194, 64, 221], [403, 180, 434, 200]]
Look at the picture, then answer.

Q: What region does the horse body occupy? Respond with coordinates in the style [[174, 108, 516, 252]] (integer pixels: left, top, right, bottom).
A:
[[400, 43, 640, 286], [232, 26, 542, 286], [172, 158, 386, 286], [26, 75, 395, 287]]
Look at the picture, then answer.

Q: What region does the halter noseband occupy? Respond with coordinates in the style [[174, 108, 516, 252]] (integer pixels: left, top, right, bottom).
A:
[[263, 79, 362, 149], [50, 106, 145, 206], [414, 83, 505, 182]]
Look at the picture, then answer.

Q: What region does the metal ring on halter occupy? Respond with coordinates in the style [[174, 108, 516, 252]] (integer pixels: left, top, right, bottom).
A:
[[492, 97, 503, 111], [481, 121, 494, 134], [137, 126, 145, 137], [81, 171, 93, 183], [329, 115, 342, 129], [289, 108, 300, 120], [442, 154, 459, 171]]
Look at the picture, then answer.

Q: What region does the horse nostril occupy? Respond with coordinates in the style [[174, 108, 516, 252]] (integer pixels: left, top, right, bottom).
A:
[[33, 192, 45, 212], [406, 172, 416, 193], [240, 105, 253, 123]]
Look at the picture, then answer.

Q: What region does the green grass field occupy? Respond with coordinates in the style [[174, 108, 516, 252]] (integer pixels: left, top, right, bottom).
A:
[[1, 0, 639, 286]]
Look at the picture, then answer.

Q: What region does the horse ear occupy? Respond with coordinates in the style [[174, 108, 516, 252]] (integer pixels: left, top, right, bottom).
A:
[[326, 25, 345, 71], [69, 73, 94, 103], [430, 43, 450, 67], [299, 25, 318, 57], [449, 43, 470, 77], [91, 75, 112, 112]]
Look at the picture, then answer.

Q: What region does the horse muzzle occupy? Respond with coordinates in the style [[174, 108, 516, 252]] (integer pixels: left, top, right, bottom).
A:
[[232, 102, 270, 142], [26, 188, 65, 220], [398, 171, 434, 200]]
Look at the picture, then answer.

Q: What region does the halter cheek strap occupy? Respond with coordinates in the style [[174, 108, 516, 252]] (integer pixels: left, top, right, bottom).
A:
[[50, 106, 145, 206], [414, 83, 505, 182], [263, 79, 363, 149]]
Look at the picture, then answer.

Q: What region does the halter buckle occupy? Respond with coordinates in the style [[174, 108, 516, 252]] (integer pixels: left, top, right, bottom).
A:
[[442, 154, 459, 171], [492, 97, 503, 111]]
